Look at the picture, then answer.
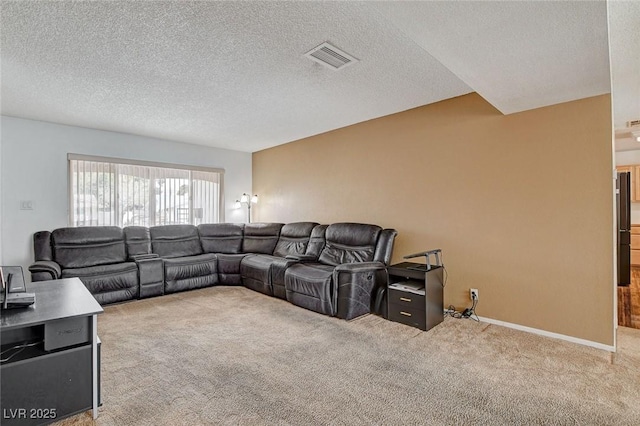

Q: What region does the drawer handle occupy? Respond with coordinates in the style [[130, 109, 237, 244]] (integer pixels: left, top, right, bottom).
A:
[[400, 311, 412, 317], [400, 297, 412, 302]]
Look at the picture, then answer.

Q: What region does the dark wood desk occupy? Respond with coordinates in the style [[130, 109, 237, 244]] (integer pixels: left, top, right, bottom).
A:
[[1, 278, 103, 425]]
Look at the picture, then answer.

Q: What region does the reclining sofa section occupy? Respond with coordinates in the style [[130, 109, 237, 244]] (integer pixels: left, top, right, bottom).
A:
[[29, 222, 397, 320]]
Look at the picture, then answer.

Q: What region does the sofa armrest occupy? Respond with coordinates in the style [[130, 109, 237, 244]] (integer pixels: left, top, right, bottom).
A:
[[130, 253, 160, 261], [373, 229, 398, 265], [285, 254, 318, 262], [334, 261, 386, 273], [333, 262, 388, 320], [28, 260, 62, 281], [132, 255, 164, 299]]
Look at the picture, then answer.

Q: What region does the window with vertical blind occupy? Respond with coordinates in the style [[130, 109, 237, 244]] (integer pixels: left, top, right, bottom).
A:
[[68, 154, 224, 227]]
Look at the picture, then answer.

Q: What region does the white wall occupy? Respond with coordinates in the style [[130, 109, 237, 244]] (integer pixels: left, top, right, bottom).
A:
[[616, 149, 640, 223], [0, 116, 252, 276]]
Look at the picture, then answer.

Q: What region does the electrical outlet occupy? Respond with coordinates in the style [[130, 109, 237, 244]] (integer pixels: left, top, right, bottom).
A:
[[20, 200, 34, 210], [470, 288, 478, 300]]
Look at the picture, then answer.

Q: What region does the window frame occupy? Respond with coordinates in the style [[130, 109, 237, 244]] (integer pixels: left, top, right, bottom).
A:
[[67, 153, 225, 227]]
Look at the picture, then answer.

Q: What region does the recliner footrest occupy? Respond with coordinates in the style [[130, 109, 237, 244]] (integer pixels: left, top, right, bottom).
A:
[[284, 263, 336, 316]]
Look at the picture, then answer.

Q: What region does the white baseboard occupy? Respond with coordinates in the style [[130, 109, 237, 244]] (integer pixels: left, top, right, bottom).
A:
[[476, 315, 616, 353]]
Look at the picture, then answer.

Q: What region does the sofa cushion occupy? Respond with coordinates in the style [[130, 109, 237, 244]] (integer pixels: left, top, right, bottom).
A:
[[240, 254, 274, 296], [318, 223, 381, 266], [242, 223, 284, 254], [61, 262, 138, 304], [240, 254, 297, 298], [273, 222, 318, 258], [150, 225, 202, 258], [52, 226, 126, 269], [217, 253, 246, 285], [270, 257, 298, 300], [284, 263, 336, 316], [198, 223, 244, 254], [163, 253, 217, 293]]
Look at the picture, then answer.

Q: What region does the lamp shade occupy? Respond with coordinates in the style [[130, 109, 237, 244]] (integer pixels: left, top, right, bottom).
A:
[[234, 200, 241, 209], [240, 193, 249, 203], [251, 195, 258, 204]]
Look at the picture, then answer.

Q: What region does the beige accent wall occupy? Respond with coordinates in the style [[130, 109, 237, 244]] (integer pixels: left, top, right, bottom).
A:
[[252, 93, 614, 346]]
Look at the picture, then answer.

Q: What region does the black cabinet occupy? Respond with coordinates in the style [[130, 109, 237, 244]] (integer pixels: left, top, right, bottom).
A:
[[1, 279, 103, 425], [1, 345, 92, 425], [387, 262, 444, 331]]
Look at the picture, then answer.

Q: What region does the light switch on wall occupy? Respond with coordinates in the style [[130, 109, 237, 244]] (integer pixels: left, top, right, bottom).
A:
[[20, 200, 34, 210]]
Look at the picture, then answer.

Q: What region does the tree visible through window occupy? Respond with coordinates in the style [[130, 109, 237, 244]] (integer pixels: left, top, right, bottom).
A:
[[68, 155, 223, 227]]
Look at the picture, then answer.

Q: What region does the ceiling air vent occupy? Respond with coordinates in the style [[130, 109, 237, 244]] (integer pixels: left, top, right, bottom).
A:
[[304, 42, 358, 70], [628, 119, 640, 128]]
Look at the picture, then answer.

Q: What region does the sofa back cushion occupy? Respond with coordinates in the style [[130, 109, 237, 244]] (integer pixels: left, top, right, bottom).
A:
[[124, 226, 152, 258], [52, 226, 126, 269], [318, 223, 381, 266], [273, 222, 319, 257], [242, 223, 284, 254], [150, 225, 202, 258], [198, 223, 244, 254]]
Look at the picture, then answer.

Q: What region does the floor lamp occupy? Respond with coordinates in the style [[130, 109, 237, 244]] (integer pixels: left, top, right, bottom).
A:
[[235, 193, 258, 223]]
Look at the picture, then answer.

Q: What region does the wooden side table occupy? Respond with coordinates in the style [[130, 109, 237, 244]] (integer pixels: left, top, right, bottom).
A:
[[387, 255, 444, 331]]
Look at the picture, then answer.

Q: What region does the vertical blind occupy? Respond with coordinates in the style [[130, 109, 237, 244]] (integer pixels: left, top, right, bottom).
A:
[[69, 155, 223, 227]]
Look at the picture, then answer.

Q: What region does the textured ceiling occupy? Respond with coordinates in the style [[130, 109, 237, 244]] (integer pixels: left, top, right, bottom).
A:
[[371, 1, 611, 115], [608, 1, 640, 152], [0, 1, 471, 152], [0, 1, 626, 153]]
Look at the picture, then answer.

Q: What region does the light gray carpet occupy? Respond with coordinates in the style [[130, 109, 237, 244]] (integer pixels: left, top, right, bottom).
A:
[[57, 286, 640, 425]]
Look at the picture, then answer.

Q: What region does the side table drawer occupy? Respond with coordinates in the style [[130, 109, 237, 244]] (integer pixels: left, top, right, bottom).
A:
[[388, 288, 425, 310], [388, 304, 426, 330]]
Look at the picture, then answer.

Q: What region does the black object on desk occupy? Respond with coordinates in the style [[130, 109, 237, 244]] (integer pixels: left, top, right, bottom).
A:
[[1, 278, 103, 425], [1, 266, 35, 309], [402, 249, 442, 271], [387, 249, 444, 331]]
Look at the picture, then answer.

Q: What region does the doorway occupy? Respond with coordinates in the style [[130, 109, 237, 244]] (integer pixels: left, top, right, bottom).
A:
[[615, 163, 640, 329], [618, 272, 640, 328]]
